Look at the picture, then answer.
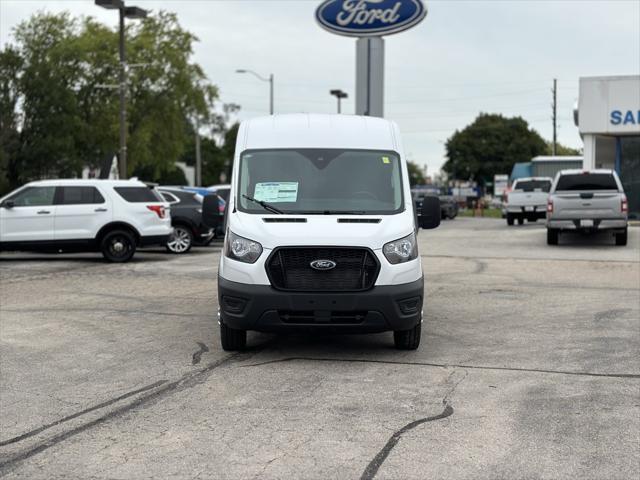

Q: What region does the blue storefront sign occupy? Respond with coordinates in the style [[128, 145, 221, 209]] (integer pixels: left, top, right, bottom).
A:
[[316, 0, 427, 37]]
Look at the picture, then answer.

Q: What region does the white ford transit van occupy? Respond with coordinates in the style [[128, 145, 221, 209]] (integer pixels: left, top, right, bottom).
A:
[[217, 114, 440, 351]]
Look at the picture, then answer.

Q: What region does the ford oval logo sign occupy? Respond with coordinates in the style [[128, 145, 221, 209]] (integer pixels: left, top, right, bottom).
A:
[[310, 259, 337, 271], [316, 0, 427, 37]]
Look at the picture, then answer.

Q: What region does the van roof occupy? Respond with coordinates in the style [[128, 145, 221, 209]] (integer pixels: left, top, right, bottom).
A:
[[239, 114, 400, 151]]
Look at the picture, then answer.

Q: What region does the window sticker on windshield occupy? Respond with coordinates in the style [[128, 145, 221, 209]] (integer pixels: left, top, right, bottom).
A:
[[254, 182, 298, 203], [382, 156, 391, 164]]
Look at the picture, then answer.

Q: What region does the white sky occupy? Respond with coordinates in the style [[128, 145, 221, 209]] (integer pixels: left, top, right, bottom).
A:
[[1, 0, 639, 173]]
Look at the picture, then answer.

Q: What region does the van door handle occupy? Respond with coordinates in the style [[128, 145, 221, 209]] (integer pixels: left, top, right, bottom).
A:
[[94, 208, 108, 212], [37, 210, 51, 214]]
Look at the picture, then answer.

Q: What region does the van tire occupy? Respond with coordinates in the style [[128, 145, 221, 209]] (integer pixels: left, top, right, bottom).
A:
[[517, 217, 524, 225], [547, 228, 559, 245], [615, 229, 628, 246], [101, 229, 136, 263], [220, 322, 246, 351], [393, 323, 421, 350], [506, 214, 514, 226]]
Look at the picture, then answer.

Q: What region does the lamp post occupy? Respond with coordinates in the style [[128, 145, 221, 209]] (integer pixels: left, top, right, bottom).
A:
[[236, 69, 274, 115], [329, 89, 348, 114], [95, 0, 147, 179]]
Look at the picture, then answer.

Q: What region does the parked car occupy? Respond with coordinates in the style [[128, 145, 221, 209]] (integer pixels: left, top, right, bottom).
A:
[[504, 177, 553, 225], [208, 184, 231, 206], [182, 186, 226, 238], [546, 169, 628, 246], [157, 187, 217, 253], [0, 179, 172, 262], [412, 186, 458, 220], [217, 114, 441, 352]]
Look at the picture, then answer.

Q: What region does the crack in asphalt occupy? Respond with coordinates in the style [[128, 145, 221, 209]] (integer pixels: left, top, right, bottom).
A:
[[240, 357, 640, 379], [360, 370, 466, 480], [0, 352, 249, 475], [191, 342, 210, 365], [0, 380, 167, 448]]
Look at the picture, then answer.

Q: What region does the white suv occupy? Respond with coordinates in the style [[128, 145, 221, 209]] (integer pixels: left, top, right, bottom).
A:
[[0, 179, 172, 262]]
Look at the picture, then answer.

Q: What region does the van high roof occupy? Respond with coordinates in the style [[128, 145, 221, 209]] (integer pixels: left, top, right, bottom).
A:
[[239, 114, 401, 151]]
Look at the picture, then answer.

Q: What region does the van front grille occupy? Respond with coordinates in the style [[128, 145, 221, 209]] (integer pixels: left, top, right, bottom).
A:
[[266, 247, 379, 292]]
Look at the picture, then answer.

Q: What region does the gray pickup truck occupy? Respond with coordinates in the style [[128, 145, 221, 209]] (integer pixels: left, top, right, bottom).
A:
[[546, 169, 628, 246]]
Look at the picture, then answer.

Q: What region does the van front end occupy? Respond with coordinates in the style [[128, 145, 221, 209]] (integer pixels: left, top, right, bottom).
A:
[[215, 114, 440, 350]]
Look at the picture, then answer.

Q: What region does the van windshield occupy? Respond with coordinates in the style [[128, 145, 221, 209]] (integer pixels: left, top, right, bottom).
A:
[[237, 149, 404, 214]]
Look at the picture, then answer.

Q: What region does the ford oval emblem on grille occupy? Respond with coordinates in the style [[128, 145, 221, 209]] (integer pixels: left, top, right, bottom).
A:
[[310, 259, 337, 271]]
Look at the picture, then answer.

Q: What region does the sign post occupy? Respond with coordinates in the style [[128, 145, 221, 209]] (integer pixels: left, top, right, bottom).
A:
[[316, 0, 427, 118]]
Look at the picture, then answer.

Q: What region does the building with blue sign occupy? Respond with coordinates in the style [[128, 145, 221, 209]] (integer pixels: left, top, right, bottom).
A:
[[576, 75, 640, 219]]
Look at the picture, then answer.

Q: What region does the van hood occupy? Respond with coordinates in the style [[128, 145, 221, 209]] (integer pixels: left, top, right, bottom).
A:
[[229, 211, 414, 250]]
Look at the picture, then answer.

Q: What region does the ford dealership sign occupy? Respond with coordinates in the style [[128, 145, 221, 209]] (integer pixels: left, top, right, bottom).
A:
[[316, 0, 427, 37]]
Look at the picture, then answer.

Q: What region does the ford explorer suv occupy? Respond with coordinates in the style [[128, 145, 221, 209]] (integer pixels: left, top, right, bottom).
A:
[[217, 114, 441, 352], [0, 179, 172, 262], [505, 177, 553, 225], [546, 169, 628, 246]]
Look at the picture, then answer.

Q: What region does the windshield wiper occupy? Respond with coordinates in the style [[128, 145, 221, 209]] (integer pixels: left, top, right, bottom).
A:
[[242, 194, 284, 215]]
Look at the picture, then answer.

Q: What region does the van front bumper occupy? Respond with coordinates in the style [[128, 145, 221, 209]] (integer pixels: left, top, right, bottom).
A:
[[218, 276, 424, 333]]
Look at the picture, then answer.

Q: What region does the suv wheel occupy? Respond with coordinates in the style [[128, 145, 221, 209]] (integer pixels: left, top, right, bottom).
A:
[[220, 322, 247, 351], [615, 228, 628, 246], [393, 323, 421, 350], [506, 213, 514, 226], [547, 228, 559, 245], [167, 225, 193, 254], [101, 230, 136, 263]]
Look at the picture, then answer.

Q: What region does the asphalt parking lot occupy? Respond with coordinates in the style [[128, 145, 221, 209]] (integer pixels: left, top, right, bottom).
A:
[[1, 217, 638, 480]]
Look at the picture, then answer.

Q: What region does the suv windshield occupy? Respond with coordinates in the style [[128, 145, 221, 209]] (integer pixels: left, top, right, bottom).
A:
[[514, 180, 552, 192], [238, 149, 404, 214], [556, 173, 618, 191]]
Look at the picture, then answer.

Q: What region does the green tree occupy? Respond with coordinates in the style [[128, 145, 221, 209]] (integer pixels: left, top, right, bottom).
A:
[[443, 113, 547, 186], [407, 161, 426, 186], [546, 142, 581, 156], [0, 11, 221, 191]]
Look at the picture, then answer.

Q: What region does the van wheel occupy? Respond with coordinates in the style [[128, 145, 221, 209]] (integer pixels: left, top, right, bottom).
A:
[[393, 323, 421, 350], [506, 214, 514, 226], [547, 228, 559, 245], [615, 229, 628, 246], [166, 225, 193, 254], [101, 230, 136, 263], [220, 322, 246, 351], [517, 217, 524, 225]]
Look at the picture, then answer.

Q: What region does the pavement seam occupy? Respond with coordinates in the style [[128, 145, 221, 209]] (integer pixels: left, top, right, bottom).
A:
[[239, 357, 640, 379]]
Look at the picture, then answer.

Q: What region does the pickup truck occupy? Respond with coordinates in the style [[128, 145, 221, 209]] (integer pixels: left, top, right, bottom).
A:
[[546, 169, 628, 246], [505, 177, 553, 225]]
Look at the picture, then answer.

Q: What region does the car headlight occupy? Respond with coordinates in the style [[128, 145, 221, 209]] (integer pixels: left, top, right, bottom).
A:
[[383, 232, 418, 264], [225, 231, 263, 264]]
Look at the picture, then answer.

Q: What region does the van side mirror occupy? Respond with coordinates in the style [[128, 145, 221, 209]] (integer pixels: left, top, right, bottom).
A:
[[419, 196, 440, 229], [1, 200, 14, 209], [201, 194, 223, 229]]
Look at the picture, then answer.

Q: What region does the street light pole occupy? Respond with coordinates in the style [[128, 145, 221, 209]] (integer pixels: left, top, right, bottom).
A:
[[95, 0, 147, 179], [330, 89, 348, 114], [118, 7, 127, 179], [236, 69, 274, 115]]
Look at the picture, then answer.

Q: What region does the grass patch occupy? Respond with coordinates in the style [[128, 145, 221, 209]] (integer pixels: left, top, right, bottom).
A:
[[458, 208, 503, 218]]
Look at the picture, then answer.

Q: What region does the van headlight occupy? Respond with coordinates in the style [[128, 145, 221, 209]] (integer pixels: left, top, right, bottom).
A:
[[225, 231, 263, 264], [383, 232, 418, 264]]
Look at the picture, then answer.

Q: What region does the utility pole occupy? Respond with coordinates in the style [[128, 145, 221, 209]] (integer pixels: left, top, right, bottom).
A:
[[194, 117, 202, 187], [552, 78, 557, 156], [118, 8, 127, 179]]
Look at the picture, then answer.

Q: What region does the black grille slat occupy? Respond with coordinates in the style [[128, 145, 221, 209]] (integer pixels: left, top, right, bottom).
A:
[[266, 247, 379, 292]]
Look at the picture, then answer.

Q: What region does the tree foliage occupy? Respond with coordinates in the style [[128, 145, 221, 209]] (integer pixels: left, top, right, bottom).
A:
[[406, 161, 426, 187], [443, 113, 548, 185], [0, 11, 235, 193]]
